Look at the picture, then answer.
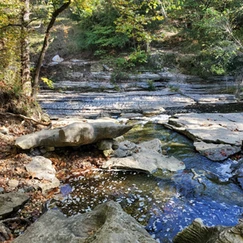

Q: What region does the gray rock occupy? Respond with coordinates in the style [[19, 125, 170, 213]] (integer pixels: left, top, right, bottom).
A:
[[97, 139, 114, 151], [0, 192, 29, 219], [129, 73, 162, 81], [167, 113, 243, 146], [194, 141, 241, 161], [173, 218, 243, 243], [140, 139, 162, 153], [0, 126, 9, 135], [13, 201, 157, 243], [15, 122, 133, 149], [8, 179, 19, 189], [103, 139, 185, 173], [166, 113, 243, 160], [230, 159, 243, 189]]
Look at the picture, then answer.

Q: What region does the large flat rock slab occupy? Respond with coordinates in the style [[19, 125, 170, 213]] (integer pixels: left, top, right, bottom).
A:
[[102, 139, 185, 173], [38, 90, 195, 118], [165, 113, 243, 161], [166, 113, 243, 146]]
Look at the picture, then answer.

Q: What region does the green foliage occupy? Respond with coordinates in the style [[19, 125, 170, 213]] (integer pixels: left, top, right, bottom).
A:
[[74, 0, 163, 54], [41, 77, 54, 89], [81, 24, 129, 54], [196, 41, 238, 76], [147, 80, 155, 91], [112, 0, 163, 50], [128, 49, 148, 65], [74, 0, 129, 54], [0, 0, 22, 91], [113, 49, 148, 70], [163, 0, 243, 76], [168, 85, 179, 92]]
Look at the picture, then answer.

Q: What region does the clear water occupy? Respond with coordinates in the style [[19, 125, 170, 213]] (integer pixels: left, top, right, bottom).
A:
[[52, 122, 243, 242]]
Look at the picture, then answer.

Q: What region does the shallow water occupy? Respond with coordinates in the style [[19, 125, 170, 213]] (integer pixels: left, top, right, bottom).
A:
[[52, 122, 243, 242]]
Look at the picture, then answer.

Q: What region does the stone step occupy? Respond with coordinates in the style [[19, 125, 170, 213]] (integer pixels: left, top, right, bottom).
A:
[[38, 90, 195, 118]]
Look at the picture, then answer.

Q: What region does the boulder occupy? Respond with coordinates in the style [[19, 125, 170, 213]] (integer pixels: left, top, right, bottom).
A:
[[15, 122, 133, 150], [102, 139, 185, 173], [173, 218, 243, 243], [0, 192, 29, 219], [13, 201, 157, 243]]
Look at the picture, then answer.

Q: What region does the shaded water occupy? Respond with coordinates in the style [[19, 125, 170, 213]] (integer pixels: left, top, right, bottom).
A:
[[53, 123, 243, 242]]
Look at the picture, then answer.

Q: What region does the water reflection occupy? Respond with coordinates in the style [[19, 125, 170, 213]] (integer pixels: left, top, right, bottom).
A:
[[124, 122, 195, 159], [146, 196, 243, 242]]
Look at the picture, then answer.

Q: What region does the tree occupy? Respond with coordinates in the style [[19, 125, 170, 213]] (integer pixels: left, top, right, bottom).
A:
[[0, 0, 22, 92], [20, 0, 32, 97], [32, 0, 71, 97], [112, 0, 164, 52]]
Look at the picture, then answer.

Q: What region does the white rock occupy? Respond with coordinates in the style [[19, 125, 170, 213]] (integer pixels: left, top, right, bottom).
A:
[[52, 55, 64, 63]]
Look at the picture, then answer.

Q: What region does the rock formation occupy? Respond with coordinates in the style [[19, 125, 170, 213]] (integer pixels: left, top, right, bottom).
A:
[[15, 121, 132, 149], [102, 139, 185, 173], [13, 200, 157, 243], [173, 218, 243, 243]]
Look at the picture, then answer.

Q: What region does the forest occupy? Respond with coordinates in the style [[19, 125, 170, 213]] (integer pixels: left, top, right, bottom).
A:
[[1, 0, 243, 116]]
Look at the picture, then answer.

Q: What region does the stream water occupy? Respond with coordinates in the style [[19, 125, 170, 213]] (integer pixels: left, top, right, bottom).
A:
[[51, 122, 243, 242]]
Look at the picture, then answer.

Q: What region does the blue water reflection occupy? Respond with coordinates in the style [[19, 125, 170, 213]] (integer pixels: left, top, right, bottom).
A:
[[146, 196, 243, 242]]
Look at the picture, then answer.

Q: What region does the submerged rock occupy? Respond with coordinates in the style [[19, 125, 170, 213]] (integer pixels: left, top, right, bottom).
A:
[[15, 121, 132, 149], [13, 201, 157, 243], [173, 218, 243, 243]]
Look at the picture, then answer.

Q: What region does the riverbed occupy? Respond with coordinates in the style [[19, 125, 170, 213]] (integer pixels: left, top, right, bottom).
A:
[[49, 122, 243, 242]]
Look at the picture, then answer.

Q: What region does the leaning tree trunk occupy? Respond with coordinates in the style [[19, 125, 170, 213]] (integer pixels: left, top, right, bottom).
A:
[[20, 0, 32, 97], [32, 0, 71, 98]]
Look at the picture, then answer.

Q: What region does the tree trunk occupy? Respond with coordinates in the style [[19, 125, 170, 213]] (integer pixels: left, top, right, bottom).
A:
[[20, 0, 32, 97], [32, 0, 71, 98]]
